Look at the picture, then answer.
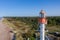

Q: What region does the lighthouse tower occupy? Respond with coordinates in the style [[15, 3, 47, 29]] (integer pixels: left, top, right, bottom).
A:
[[39, 10, 46, 40]]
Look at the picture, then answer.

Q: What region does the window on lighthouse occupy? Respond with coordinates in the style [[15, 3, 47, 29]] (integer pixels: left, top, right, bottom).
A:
[[40, 13, 45, 18]]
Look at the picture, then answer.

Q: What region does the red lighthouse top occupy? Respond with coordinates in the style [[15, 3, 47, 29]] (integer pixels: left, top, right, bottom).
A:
[[39, 10, 47, 24]]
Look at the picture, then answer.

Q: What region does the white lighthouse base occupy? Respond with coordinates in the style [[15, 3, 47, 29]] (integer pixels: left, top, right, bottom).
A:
[[40, 24, 45, 40]]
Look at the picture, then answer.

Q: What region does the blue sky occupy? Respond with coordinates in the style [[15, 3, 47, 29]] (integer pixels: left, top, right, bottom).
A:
[[0, 0, 60, 17]]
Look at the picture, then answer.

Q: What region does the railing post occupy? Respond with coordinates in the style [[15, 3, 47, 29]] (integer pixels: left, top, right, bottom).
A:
[[12, 33, 16, 40]]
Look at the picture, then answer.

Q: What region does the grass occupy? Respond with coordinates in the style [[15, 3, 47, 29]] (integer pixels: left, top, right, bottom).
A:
[[2, 18, 33, 40], [2, 17, 60, 40], [46, 26, 60, 32]]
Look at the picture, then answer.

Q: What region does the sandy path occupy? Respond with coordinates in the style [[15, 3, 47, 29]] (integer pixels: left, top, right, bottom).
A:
[[0, 21, 13, 40]]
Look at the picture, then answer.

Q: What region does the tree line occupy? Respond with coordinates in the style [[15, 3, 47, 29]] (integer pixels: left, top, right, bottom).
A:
[[5, 16, 60, 29]]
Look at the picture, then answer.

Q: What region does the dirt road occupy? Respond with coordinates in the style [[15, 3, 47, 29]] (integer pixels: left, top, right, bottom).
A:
[[0, 20, 13, 40]]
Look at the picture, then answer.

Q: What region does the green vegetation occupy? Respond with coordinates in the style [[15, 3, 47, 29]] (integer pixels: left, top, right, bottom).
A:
[[47, 16, 60, 32], [47, 16, 60, 26], [4, 16, 60, 40]]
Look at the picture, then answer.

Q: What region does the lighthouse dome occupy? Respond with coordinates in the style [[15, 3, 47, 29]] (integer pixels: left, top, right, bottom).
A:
[[40, 10, 46, 14]]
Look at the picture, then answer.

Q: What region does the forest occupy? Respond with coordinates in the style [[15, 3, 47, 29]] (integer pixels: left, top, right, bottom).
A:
[[5, 16, 60, 29], [4, 16, 60, 40]]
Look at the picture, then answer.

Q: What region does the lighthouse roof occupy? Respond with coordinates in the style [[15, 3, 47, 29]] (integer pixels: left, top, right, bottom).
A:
[[40, 10, 46, 14]]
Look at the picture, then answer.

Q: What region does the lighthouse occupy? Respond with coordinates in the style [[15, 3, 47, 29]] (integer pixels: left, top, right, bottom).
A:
[[39, 10, 46, 40]]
